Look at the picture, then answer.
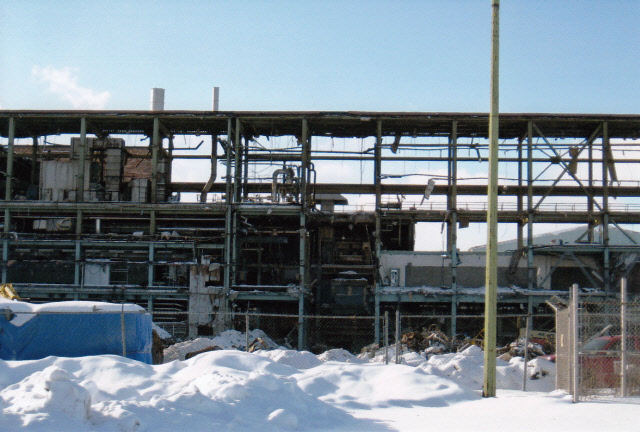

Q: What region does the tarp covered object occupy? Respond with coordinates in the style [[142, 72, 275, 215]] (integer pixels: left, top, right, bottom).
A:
[[0, 300, 153, 364]]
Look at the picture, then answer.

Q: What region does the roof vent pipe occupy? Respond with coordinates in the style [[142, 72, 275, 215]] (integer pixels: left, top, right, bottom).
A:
[[212, 87, 220, 111], [150, 88, 165, 111]]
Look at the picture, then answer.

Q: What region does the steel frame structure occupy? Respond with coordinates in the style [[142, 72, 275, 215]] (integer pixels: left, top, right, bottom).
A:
[[1, 111, 639, 340]]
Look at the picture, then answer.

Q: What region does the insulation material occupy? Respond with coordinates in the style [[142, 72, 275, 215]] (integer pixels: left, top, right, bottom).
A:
[[39, 160, 91, 202]]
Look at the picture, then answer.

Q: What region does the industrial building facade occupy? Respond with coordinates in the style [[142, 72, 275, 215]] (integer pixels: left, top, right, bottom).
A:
[[1, 111, 639, 340]]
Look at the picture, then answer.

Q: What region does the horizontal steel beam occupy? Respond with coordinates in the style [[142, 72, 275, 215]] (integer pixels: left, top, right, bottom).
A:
[[2, 111, 639, 140], [171, 182, 640, 197]]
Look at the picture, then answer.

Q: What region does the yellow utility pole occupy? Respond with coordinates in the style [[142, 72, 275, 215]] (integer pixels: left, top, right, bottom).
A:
[[483, 0, 500, 398]]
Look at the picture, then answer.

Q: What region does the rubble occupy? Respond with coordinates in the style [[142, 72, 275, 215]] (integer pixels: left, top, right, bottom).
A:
[[497, 337, 548, 361]]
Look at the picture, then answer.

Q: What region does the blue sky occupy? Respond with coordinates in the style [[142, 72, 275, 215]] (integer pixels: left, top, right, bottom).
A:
[[1, 1, 639, 250], [1, 0, 638, 113]]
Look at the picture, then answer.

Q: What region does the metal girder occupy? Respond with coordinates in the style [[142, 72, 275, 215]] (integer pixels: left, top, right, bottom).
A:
[[2, 111, 639, 140], [532, 124, 602, 211]]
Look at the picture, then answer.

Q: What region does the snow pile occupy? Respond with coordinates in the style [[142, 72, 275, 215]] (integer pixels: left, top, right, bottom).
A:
[[254, 348, 323, 369], [163, 329, 279, 361], [1, 348, 637, 431], [360, 344, 427, 367], [317, 348, 365, 364], [422, 345, 556, 392], [152, 324, 171, 340], [0, 352, 369, 431], [1, 366, 91, 429], [297, 362, 476, 410]]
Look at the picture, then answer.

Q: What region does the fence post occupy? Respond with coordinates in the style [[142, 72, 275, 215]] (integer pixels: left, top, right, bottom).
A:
[[395, 309, 400, 364], [571, 283, 580, 403], [384, 311, 389, 365], [245, 313, 250, 352], [298, 294, 305, 350], [522, 310, 531, 391], [621, 277, 628, 397], [120, 303, 127, 358]]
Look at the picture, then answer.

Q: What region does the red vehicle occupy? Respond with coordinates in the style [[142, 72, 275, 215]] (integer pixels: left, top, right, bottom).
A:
[[580, 335, 640, 389]]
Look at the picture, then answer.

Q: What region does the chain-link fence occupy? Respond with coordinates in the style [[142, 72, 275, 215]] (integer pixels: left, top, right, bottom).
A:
[[578, 301, 640, 398], [552, 282, 640, 402]]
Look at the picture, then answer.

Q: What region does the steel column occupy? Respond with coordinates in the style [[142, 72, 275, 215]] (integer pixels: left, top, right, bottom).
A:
[[517, 136, 523, 250], [298, 118, 309, 350], [78, 117, 87, 202], [31, 136, 38, 185], [232, 118, 242, 285], [449, 120, 458, 339], [151, 117, 160, 203], [74, 241, 82, 286], [4, 117, 15, 202], [224, 119, 234, 294], [527, 121, 535, 290], [374, 120, 383, 343], [2, 118, 15, 283], [148, 243, 155, 286]]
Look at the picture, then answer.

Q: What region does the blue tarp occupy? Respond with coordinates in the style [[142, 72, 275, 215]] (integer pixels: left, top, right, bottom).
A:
[[0, 308, 153, 364]]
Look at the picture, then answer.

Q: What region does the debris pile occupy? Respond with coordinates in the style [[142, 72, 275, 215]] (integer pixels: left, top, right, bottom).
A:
[[163, 329, 279, 362], [400, 325, 466, 355], [498, 337, 548, 361]]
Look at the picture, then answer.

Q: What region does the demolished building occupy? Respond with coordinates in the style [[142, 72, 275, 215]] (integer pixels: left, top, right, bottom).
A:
[[1, 110, 639, 343]]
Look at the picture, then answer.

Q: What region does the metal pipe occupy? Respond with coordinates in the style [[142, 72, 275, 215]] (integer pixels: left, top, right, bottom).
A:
[[483, 0, 500, 398], [200, 135, 218, 202], [271, 168, 292, 202], [150, 88, 165, 111]]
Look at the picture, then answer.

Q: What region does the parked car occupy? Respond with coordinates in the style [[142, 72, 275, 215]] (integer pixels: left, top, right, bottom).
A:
[[580, 335, 640, 389]]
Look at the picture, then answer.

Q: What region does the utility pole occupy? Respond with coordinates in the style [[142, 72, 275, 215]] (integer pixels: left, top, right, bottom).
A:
[[483, 0, 500, 398]]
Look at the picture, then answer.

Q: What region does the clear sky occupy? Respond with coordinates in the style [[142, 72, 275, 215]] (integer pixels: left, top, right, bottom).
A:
[[1, 0, 638, 113], [1, 1, 639, 251]]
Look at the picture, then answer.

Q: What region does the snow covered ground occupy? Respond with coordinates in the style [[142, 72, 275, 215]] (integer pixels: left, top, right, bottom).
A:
[[2, 341, 639, 431]]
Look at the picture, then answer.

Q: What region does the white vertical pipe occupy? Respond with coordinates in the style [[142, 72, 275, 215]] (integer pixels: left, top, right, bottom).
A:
[[150, 88, 165, 111], [213, 87, 220, 111]]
